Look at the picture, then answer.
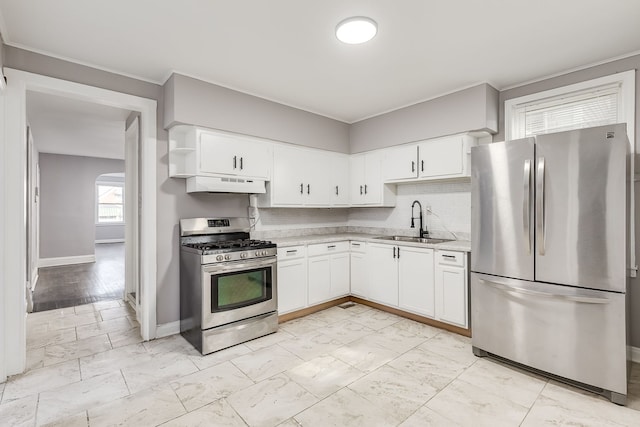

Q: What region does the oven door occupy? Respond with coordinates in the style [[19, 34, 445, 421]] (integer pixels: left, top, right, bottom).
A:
[[202, 256, 277, 329]]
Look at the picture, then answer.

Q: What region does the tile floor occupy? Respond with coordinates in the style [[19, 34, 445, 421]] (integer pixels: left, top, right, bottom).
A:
[[1, 301, 639, 426]]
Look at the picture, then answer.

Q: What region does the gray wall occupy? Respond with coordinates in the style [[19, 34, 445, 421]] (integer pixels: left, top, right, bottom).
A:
[[349, 83, 499, 153], [39, 154, 124, 258], [0, 34, 4, 71], [164, 73, 351, 153], [95, 224, 124, 242], [5, 46, 256, 324], [498, 53, 640, 348], [7, 44, 640, 347]]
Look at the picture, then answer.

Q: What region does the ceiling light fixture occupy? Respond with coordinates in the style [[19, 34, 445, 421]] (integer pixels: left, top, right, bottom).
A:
[[335, 17, 377, 44]]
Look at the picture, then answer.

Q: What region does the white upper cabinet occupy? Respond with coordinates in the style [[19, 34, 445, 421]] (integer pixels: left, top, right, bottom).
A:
[[383, 134, 477, 183], [419, 134, 469, 179], [168, 126, 271, 179], [384, 145, 419, 181], [258, 144, 349, 208], [199, 132, 270, 179], [350, 152, 396, 206], [329, 153, 350, 206]]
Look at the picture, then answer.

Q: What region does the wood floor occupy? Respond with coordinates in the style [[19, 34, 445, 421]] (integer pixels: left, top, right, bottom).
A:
[[32, 243, 125, 312]]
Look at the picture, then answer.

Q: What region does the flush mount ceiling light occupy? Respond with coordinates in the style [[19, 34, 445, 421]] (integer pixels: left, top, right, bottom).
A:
[[335, 17, 377, 44]]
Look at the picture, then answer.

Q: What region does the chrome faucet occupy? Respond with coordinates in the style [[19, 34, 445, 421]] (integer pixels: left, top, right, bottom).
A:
[[410, 200, 428, 238]]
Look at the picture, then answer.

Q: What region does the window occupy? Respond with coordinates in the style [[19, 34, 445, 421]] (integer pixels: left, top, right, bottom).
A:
[[505, 70, 635, 144], [96, 183, 124, 224]]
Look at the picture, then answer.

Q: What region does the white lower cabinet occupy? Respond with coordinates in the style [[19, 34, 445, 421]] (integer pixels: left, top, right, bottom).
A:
[[367, 243, 435, 311], [277, 246, 307, 314], [398, 246, 435, 318], [349, 241, 368, 298], [307, 241, 350, 305], [434, 250, 469, 328], [277, 240, 469, 332], [367, 243, 399, 306]]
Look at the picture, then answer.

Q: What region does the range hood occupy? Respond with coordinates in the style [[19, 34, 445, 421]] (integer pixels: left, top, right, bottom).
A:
[[186, 176, 266, 194]]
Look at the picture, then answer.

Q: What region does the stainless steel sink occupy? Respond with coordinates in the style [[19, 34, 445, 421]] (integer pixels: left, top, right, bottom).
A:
[[374, 236, 454, 244]]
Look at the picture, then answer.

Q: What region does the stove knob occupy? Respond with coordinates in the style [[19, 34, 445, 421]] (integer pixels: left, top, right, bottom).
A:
[[216, 255, 223, 261], [240, 253, 247, 259], [224, 254, 231, 261], [262, 250, 267, 256], [255, 251, 260, 256]]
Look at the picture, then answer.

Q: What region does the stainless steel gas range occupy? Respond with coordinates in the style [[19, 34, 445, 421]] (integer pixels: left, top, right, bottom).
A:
[[179, 217, 278, 354]]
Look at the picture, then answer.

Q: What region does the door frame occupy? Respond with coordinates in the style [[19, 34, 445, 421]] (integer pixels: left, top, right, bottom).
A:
[[124, 115, 140, 315], [0, 68, 157, 380]]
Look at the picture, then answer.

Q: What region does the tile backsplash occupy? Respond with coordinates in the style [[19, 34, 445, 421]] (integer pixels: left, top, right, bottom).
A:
[[254, 180, 471, 240], [348, 180, 471, 240]]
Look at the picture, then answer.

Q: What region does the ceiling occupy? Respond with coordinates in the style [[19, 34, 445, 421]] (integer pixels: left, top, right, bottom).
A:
[[27, 91, 130, 159], [2, 1, 640, 123]]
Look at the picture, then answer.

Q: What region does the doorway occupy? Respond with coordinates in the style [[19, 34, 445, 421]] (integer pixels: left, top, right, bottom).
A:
[[26, 92, 133, 313], [1, 69, 157, 380]]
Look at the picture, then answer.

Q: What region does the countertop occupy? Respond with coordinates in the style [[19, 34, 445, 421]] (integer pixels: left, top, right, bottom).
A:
[[269, 233, 471, 252]]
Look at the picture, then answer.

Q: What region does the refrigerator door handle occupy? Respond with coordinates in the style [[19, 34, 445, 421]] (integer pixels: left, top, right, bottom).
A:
[[523, 159, 531, 254], [536, 156, 546, 255], [479, 278, 610, 304]]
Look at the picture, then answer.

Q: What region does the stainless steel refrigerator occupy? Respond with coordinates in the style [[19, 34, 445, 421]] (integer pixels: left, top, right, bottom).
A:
[[470, 124, 631, 405]]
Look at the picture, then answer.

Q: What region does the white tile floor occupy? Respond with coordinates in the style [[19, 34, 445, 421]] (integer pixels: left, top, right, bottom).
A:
[[1, 301, 639, 426]]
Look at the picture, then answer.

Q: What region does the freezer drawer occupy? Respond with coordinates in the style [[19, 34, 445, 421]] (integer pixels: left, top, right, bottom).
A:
[[471, 273, 627, 397]]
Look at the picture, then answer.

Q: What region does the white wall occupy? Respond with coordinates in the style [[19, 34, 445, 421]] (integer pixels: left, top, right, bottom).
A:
[[254, 181, 471, 240], [255, 208, 348, 235], [348, 181, 471, 239]]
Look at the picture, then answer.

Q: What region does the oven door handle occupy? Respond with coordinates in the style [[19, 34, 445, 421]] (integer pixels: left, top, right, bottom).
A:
[[202, 257, 276, 273]]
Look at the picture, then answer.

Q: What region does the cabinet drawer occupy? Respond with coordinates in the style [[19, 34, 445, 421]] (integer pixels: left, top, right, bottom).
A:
[[308, 241, 349, 256], [349, 241, 366, 253], [436, 250, 465, 267], [277, 245, 306, 260]]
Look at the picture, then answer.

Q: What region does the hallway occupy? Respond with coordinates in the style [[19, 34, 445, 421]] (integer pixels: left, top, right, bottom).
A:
[[32, 243, 124, 312]]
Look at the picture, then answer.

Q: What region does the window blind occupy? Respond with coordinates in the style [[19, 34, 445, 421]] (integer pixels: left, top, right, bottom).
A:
[[514, 84, 620, 137]]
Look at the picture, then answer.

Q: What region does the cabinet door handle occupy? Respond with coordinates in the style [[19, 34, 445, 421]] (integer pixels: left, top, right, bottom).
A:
[[364, 185, 368, 194], [307, 184, 310, 194], [421, 160, 424, 172], [536, 157, 546, 256], [286, 249, 297, 254], [393, 247, 396, 258], [360, 185, 363, 195], [233, 155, 237, 169], [351, 243, 360, 247], [336, 186, 339, 196], [327, 245, 336, 249], [412, 161, 415, 172], [442, 255, 457, 259], [240, 157, 243, 170], [397, 247, 400, 258], [300, 183, 304, 194]]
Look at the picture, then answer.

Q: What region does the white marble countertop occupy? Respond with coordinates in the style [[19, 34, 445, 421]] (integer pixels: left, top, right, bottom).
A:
[[269, 233, 471, 252]]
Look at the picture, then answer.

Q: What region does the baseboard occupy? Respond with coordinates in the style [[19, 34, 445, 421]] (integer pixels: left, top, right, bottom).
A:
[[39, 254, 95, 268], [632, 346, 640, 363], [156, 321, 180, 338], [95, 239, 125, 244]]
